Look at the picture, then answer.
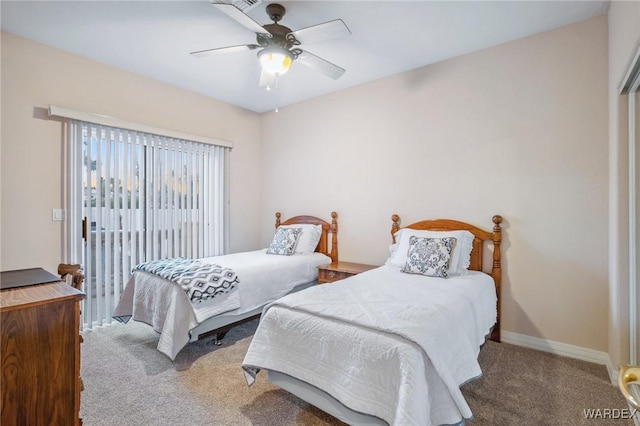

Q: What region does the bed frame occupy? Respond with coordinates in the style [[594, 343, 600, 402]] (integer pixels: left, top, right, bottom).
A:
[[277, 211, 338, 262], [267, 214, 504, 426], [391, 214, 503, 341], [189, 211, 338, 343]]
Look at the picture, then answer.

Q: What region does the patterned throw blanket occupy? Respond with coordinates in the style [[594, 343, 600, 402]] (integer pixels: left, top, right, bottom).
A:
[[133, 258, 239, 304]]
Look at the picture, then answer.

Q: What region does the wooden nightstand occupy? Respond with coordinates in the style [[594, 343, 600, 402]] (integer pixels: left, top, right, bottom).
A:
[[317, 261, 378, 284]]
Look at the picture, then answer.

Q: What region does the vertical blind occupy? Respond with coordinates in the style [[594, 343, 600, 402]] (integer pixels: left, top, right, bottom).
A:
[[67, 119, 229, 329]]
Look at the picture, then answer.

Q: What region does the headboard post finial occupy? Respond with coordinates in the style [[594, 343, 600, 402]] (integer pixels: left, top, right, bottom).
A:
[[275, 212, 281, 229], [330, 211, 338, 262], [391, 214, 400, 243]]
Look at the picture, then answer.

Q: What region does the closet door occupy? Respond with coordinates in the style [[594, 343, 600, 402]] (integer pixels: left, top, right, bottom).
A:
[[635, 89, 639, 364], [622, 48, 640, 366]]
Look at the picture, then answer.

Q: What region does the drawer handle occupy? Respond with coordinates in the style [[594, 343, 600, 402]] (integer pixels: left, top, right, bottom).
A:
[[327, 271, 336, 278]]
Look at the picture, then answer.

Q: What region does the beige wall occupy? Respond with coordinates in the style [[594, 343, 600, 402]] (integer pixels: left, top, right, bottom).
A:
[[261, 16, 609, 351], [608, 1, 640, 366], [0, 31, 263, 274], [0, 14, 618, 354]]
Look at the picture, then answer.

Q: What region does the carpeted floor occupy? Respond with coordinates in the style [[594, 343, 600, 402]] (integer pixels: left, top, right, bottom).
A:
[[79, 319, 633, 425]]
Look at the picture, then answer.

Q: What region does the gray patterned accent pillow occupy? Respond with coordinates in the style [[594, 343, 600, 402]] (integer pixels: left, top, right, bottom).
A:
[[266, 227, 302, 256], [401, 236, 457, 278]]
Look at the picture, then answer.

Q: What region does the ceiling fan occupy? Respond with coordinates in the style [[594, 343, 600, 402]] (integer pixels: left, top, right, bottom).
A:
[[191, 1, 351, 88]]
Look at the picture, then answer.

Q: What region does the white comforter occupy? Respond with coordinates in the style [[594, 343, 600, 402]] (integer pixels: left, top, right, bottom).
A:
[[242, 266, 497, 426], [113, 250, 331, 360]]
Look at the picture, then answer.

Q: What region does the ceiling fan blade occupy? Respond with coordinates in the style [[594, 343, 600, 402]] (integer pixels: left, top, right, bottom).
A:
[[211, 3, 272, 38], [259, 68, 276, 87], [289, 19, 351, 45], [190, 44, 260, 58], [296, 50, 345, 80]]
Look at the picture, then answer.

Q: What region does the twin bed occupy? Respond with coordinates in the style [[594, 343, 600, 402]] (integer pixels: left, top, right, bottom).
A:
[[242, 214, 503, 425], [113, 212, 338, 360], [113, 211, 503, 425]]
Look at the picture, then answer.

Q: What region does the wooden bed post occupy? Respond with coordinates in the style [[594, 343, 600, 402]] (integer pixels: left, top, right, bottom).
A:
[[330, 211, 338, 262], [275, 212, 281, 228], [58, 263, 84, 291], [391, 214, 400, 243], [490, 215, 503, 342]]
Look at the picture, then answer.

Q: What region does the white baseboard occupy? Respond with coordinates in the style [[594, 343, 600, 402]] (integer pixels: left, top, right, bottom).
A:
[[500, 330, 617, 384]]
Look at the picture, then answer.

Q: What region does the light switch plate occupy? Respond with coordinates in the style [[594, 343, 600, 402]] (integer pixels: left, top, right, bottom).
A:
[[52, 209, 65, 221]]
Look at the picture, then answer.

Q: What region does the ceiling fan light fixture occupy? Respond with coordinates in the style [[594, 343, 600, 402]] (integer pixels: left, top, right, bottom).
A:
[[258, 46, 293, 75]]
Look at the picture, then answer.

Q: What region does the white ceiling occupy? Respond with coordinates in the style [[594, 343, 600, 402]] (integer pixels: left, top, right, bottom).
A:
[[1, 0, 610, 113]]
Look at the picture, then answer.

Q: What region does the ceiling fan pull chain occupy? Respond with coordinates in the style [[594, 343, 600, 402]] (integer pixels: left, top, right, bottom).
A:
[[274, 75, 279, 113]]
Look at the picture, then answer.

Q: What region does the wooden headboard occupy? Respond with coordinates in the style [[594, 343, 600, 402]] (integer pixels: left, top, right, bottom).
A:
[[276, 212, 338, 263], [390, 214, 503, 342]]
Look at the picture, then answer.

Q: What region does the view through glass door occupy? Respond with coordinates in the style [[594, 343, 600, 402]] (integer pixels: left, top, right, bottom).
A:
[[81, 127, 146, 329]]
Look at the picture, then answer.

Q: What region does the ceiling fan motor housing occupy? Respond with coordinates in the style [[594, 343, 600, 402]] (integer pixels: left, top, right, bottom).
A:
[[258, 23, 298, 49], [257, 3, 299, 51]]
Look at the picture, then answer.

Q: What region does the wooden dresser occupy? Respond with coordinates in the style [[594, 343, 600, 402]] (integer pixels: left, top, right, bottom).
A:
[[1, 269, 85, 425]]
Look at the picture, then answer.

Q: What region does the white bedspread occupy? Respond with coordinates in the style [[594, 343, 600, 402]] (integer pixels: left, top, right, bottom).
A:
[[113, 250, 331, 360], [242, 266, 497, 426]]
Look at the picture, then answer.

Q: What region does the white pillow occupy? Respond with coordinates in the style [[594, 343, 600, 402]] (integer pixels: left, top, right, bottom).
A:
[[278, 224, 322, 254], [387, 228, 474, 276]]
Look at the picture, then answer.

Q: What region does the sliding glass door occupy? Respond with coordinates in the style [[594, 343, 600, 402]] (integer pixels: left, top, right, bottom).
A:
[[68, 121, 228, 329], [81, 127, 145, 329]]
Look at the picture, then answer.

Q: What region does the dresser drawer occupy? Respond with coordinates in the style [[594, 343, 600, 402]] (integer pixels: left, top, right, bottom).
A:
[[318, 268, 353, 283]]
